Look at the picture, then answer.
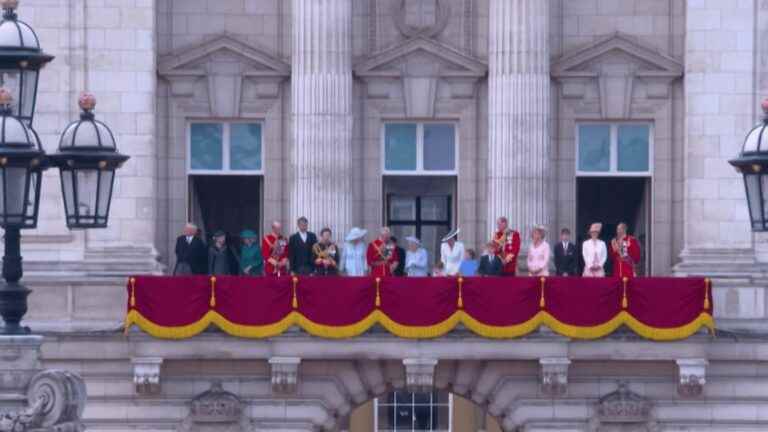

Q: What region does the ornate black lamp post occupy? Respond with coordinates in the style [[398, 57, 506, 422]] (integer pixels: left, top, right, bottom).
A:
[[730, 99, 768, 232], [0, 1, 128, 334]]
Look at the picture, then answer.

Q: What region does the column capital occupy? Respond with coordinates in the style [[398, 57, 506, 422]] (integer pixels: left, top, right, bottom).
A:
[[269, 356, 301, 395], [676, 358, 707, 397], [132, 357, 163, 396], [403, 358, 438, 392], [539, 357, 571, 397]]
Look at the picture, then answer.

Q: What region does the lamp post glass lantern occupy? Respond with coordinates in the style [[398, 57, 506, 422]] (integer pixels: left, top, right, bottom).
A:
[[0, 1, 128, 334], [730, 99, 768, 232], [0, 0, 53, 125]]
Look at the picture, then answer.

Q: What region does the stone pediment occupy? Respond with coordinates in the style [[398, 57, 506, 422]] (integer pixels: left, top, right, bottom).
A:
[[355, 36, 487, 78], [552, 32, 682, 79], [158, 33, 290, 78]]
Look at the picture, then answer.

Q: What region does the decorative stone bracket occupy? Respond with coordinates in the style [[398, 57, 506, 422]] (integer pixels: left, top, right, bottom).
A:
[[132, 357, 163, 396], [0, 370, 86, 432], [269, 357, 301, 395], [539, 357, 571, 397], [403, 358, 438, 393], [676, 359, 707, 397]]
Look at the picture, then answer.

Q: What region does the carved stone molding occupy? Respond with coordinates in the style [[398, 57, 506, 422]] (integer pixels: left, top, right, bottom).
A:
[[392, 0, 451, 39], [179, 382, 250, 432], [539, 357, 570, 397], [403, 358, 438, 392], [1, 370, 87, 432], [269, 357, 301, 395], [589, 382, 656, 431], [132, 357, 163, 396], [676, 359, 707, 398]]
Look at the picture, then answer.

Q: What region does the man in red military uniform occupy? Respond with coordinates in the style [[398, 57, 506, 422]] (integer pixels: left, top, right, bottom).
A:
[[492, 217, 521, 276], [262, 221, 289, 276], [610, 222, 641, 279], [367, 227, 399, 277]]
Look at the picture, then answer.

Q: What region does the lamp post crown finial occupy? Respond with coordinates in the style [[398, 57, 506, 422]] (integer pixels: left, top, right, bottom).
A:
[[78, 92, 96, 112], [0, 0, 17, 19]]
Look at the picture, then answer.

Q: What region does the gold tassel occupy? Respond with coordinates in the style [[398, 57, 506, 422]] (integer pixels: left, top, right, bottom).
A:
[[539, 277, 546, 308], [704, 278, 711, 310], [375, 277, 381, 307], [129, 277, 136, 307], [292, 276, 299, 309], [457, 277, 464, 308], [209, 276, 217, 308], [621, 277, 629, 309]]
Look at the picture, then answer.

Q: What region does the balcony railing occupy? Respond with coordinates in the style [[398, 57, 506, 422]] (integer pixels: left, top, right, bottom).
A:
[[124, 276, 714, 341]]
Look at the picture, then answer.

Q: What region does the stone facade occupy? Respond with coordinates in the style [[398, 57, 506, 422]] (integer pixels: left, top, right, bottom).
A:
[[5, 0, 768, 431]]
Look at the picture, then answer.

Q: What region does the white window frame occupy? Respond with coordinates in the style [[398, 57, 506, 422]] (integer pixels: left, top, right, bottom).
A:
[[381, 122, 459, 176], [187, 120, 265, 175], [373, 393, 453, 432], [575, 122, 654, 177]]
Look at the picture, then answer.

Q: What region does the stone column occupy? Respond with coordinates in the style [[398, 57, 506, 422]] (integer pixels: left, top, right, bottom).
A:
[[486, 0, 551, 241], [291, 0, 353, 238]]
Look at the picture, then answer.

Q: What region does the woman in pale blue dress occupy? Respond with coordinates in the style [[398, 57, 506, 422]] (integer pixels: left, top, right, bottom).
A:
[[341, 227, 368, 276], [404, 236, 429, 277]]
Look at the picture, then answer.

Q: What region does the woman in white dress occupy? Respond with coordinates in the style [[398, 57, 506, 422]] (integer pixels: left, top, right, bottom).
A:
[[527, 225, 550, 276], [582, 222, 607, 277]]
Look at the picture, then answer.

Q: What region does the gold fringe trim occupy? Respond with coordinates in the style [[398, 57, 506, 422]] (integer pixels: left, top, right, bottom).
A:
[[457, 277, 464, 309], [129, 277, 136, 307], [539, 277, 546, 308], [621, 277, 629, 309], [292, 277, 299, 309], [704, 278, 711, 310], [209, 276, 217, 308], [375, 277, 381, 307], [124, 308, 715, 341]]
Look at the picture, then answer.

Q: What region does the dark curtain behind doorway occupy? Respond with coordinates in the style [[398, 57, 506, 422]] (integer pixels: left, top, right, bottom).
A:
[[190, 175, 261, 247]]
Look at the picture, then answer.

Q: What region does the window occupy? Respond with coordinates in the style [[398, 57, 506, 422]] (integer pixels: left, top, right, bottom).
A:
[[188, 122, 263, 174], [576, 123, 652, 176], [387, 194, 452, 267], [383, 123, 457, 174], [375, 391, 451, 432]]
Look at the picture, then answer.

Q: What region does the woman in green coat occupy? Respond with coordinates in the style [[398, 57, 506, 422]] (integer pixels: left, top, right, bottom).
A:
[[240, 229, 264, 276]]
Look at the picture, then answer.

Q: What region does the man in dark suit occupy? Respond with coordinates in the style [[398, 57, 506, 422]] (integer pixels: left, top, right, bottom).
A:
[[477, 242, 503, 276], [174, 223, 207, 275], [554, 228, 578, 276], [390, 236, 407, 276], [288, 216, 318, 275]]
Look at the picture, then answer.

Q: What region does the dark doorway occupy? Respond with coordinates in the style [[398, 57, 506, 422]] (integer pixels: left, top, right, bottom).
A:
[[189, 175, 261, 246], [576, 177, 651, 276], [384, 176, 456, 269]]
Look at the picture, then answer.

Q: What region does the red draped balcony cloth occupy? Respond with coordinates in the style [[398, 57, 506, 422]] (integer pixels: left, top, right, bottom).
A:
[[124, 276, 714, 341]]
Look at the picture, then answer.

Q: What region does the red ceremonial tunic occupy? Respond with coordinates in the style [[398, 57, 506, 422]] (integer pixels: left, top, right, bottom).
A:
[[610, 235, 641, 279], [366, 238, 399, 277], [262, 233, 288, 276], [493, 229, 521, 276]]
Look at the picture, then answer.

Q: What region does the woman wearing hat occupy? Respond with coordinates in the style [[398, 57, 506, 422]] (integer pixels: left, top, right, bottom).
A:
[[341, 227, 367, 276], [440, 228, 465, 276], [582, 222, 607, 277], [239, 229, 263, 276], [404, 236, 429, 277], [208, 230, 239, 276], [526, 225, 551, 277]]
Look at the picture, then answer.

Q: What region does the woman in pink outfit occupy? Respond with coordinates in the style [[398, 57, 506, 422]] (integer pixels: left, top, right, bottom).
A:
[[527, 225, 550, 277]]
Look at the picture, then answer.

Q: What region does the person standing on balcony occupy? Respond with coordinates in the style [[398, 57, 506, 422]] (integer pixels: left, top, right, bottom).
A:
[[459, 248, 479, 276], [239, 229, 263, 276], [527, 225, 550, 277], [174, 223, 207, 275], [610, 222, 641, 279], [554, 228, 578, 276], [582, 223, 607, 278], [492, 216, 521, 276], [312, 227, 339, 276], [478, 242, 503, 276], [342, 227, 367, 276], [404, 236, 428, 277], [440, 228, 465, 276], [262, 221, 289, 276], [208, 230, 239, 276], [390, 236, 407, 276], [367, 227, 399, 277], [288, 216, 318, 275]]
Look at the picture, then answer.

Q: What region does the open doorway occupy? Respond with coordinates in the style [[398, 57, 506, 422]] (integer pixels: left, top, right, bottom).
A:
[[188, 175, 261, 246], [576, 177, 651, 276]]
